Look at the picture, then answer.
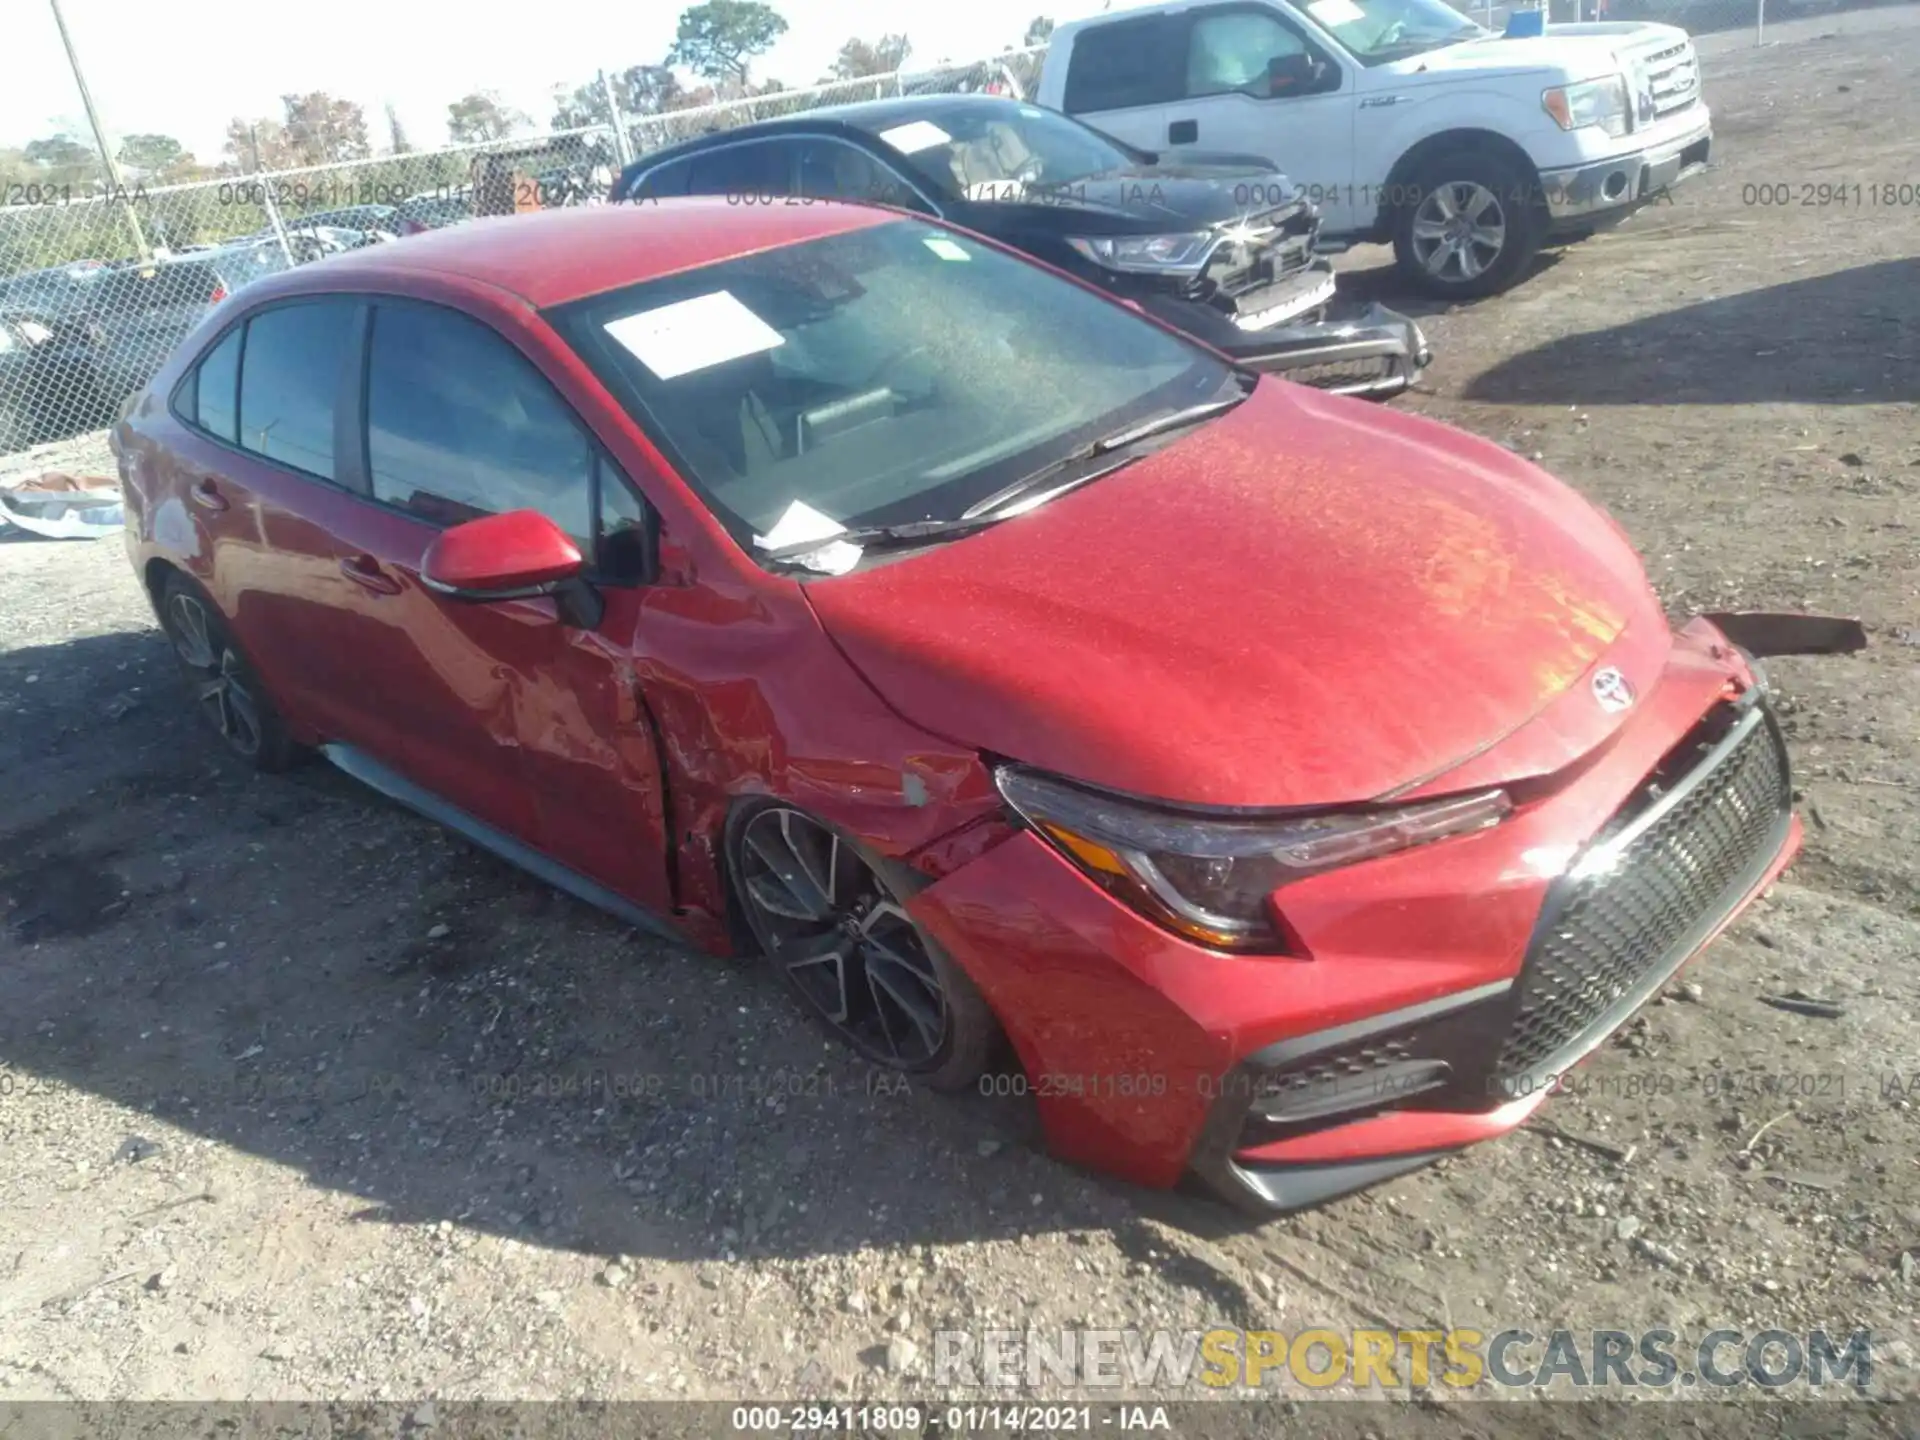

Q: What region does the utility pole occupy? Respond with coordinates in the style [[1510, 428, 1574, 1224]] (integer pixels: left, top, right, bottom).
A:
[[49, 0, 151, 263]]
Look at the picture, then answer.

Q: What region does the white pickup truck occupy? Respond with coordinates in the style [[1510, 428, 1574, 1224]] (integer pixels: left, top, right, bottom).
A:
[[1036, 0, 1710, 297]]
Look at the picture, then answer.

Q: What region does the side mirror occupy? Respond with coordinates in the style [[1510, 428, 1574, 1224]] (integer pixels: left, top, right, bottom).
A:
[[421, 509, 603, 627], [1266, 53, 1323, 94]]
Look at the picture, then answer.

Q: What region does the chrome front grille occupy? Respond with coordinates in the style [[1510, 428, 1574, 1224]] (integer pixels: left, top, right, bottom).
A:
[[1198, 202, 1319, 299], [1639, 40, 1701, 120]]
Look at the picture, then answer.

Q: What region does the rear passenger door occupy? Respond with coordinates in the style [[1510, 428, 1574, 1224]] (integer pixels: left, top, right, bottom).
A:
[[164, 296, 378, 750]]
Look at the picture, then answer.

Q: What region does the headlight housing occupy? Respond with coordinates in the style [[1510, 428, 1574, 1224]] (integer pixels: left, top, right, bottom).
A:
[[1066, 231, 1215, 276], [996, 766, 1512, 952], [1542, 75, 1632, 137]]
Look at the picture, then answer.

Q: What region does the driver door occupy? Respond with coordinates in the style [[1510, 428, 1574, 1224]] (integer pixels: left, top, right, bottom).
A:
[[1163, 5, 1358, 234]]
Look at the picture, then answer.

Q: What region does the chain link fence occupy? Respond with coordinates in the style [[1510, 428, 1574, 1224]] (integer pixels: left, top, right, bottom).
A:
[[0, 1, 1883, 468], [1, 127, 619, 466]]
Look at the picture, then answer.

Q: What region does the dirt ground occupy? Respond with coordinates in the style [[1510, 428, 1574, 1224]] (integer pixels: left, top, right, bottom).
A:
[[1, 12, 1917, 1425]]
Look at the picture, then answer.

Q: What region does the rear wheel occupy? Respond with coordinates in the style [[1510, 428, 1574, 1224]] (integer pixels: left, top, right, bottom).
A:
[[157, 573, 299, 771], [728, 803, 998, 1091], [1393, 149, 1544, 299]]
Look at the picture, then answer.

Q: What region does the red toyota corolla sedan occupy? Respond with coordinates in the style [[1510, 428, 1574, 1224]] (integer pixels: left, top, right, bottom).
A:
[[112, 200, 1802, 1213]]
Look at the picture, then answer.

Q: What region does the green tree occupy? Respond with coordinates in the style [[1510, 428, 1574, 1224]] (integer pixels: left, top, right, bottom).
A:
[[668, 0, 789, 87], [282, 92, 372, 165], [1023, 15, 1055, 44], [23, 135, 95, 172], [448, 91, 530, 144], [117, 133, 195, 181], [830, 34, 910, 79]]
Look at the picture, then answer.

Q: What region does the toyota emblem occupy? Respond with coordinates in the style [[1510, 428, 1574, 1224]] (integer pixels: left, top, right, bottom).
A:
[[1591, 666, 1636, 713]]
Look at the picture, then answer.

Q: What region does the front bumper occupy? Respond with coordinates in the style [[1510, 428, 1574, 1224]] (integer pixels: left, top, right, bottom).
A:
[[1540, 115, 1713, 225], [1219, 303, 1433, 399], [1139, 282, 1433, 400], [907, 618, 1801, 1214]]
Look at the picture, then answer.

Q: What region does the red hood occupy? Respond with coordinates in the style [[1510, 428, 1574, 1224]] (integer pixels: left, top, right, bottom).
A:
[[804, 382, 1670, 808]]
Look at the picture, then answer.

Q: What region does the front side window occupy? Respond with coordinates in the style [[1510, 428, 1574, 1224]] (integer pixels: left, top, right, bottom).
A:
[[236, 299, 357, 479], [792, 139, 921, 208], [548, 218, 1233, 555], [365, 303, 594, 543], [1188, 11, 1316, 96]]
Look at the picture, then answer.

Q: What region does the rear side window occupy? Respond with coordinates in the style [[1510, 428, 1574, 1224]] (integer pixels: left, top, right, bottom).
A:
[[237, 300, 357, 479], [1061, 17, 1187, 113], [630, 157, 691, 200], [192, 327, 242, 442], [685, 141, 796, 200], [365, 302, 594, 543]]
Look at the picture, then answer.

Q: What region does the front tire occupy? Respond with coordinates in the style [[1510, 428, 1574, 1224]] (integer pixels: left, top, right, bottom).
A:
[[158, 572, 299, 772], [1393, 149, 1544, 300], [727, 803, 998, 1091]]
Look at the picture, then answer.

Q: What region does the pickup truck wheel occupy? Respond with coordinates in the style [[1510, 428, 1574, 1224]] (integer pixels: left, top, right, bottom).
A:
[[1394, 151, 1543, 299]]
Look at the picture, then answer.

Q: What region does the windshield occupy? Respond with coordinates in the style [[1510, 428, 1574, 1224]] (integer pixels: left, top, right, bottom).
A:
[[1302, 0, 1486, 63], [860, 102, 1144, 195], [550, 218, 1232, 557]]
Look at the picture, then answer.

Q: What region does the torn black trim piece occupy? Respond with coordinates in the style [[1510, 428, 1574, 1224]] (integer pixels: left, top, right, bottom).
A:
[[1702, 612, 1868, 657]]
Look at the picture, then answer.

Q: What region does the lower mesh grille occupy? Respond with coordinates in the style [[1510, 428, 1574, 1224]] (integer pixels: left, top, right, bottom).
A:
[[1495, 705, 1789, 1081], [1283, 357, 1401, 392]]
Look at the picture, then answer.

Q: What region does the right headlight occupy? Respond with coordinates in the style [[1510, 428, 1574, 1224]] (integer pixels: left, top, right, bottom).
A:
[[996, 766, 1513, 953], [1065, 232, 1216, 276], [1542, 75, 1632, 137]]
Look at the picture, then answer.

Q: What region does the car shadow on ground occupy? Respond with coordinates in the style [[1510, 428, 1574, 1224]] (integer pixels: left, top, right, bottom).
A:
[[0, 625, 1265, 1271], [1332, 246, 1568, 319], [1464, 256, 1920, 406]]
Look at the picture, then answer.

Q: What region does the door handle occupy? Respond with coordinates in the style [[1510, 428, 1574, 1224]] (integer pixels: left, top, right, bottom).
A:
[[189, 477, 229, 512], [339, 554, 403, 595], [1168, 119, 1198, 145]]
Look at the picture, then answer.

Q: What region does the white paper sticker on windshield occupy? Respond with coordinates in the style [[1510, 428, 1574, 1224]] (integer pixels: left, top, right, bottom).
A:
[[877, 120, 952, 154], [753, 500, 864, 575], [923, 237, 971, 261], [602, 290, 784, 381], [1307, 0, 1366, 23]]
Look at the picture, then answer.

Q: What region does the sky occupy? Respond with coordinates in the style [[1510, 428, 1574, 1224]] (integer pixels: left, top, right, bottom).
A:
[[3, 0, 1109, 163]]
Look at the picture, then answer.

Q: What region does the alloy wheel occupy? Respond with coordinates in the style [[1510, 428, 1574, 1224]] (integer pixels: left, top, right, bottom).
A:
[[1410, 181, 1507, 284], [165, 591, 263, 758], [736, 807, 950, 1068]]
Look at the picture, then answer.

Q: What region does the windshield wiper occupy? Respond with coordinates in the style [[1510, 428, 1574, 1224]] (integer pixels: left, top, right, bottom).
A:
[[760, 514, 1004, 564], [961, 390, 1249, 522], [762, 386, 1250, 568]]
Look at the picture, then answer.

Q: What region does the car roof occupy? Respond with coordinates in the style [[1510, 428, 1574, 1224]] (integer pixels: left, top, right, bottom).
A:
[[235, 197, 901, 309], [624, 93, 1033, 177]]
